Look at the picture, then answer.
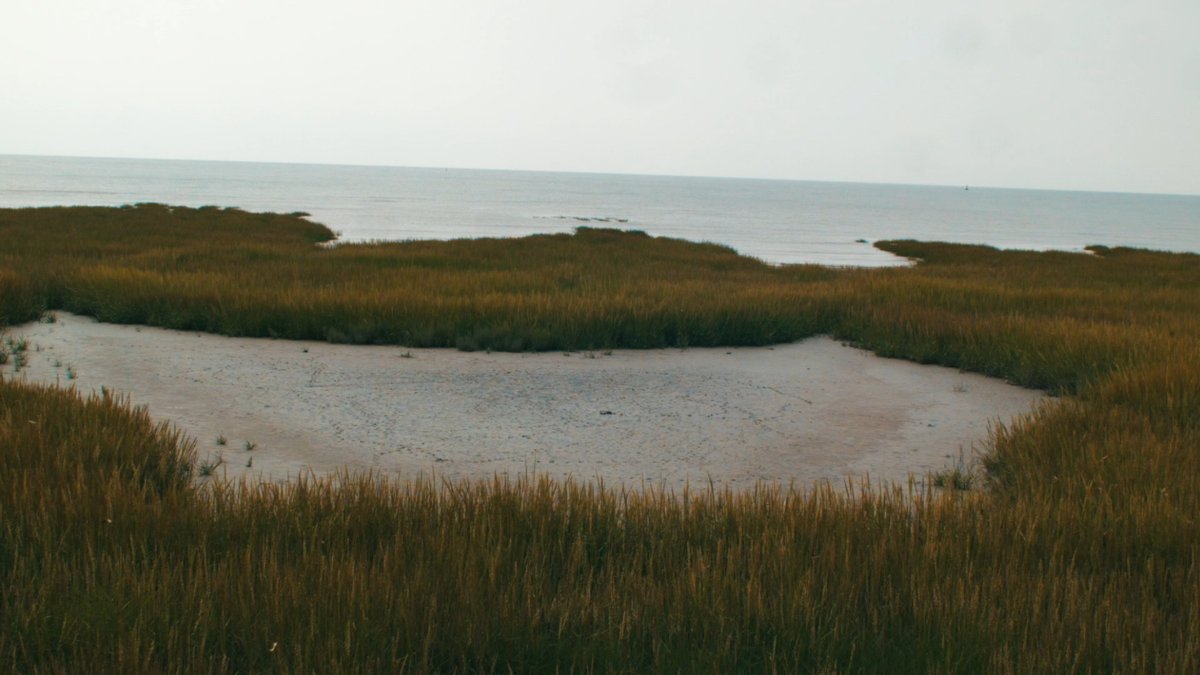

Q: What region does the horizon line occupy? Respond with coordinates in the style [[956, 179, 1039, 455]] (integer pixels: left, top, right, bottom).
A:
[[2, 151, 1197, 200]]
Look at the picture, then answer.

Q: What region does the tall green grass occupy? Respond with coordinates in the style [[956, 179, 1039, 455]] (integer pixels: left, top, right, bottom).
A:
[[2, 205, 1199, 671]]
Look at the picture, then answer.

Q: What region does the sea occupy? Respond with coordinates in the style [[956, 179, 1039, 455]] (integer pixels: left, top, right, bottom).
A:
[[2, 154, 1198, 267]]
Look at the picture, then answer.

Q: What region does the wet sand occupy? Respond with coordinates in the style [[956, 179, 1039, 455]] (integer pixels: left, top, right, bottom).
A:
[[7, 313, 1045, 490]]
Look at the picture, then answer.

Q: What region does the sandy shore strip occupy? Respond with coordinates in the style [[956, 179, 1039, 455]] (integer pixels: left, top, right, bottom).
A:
[[6, 313, 1046, 490]]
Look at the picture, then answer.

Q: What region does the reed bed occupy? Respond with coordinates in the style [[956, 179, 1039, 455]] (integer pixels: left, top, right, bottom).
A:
[[2, 205, 1199, 672]]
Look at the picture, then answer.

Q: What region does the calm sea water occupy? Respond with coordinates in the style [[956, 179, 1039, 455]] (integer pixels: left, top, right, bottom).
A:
[[2, 154, 1198, 266]]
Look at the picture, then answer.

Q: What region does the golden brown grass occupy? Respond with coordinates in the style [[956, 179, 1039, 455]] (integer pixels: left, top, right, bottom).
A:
[[2, 205, 1199, 672], [1, 204, 837, 351]]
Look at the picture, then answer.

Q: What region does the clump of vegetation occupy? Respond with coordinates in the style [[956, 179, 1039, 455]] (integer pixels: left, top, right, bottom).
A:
[[197, 455, 223, 477], [3, 335, 29, 371], [1, 205, 1199, 671], [931, 456, 976, 491]]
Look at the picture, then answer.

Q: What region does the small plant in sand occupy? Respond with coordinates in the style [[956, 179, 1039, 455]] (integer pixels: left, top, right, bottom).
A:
[[197, 454, 224, 477], [932, 454, 975, 490], [216, 435, 227, 446], [3, 336, 27, 370], [400, 350, 413, 359], [5, 336, 27, 353], [244, 440, 257, 452]]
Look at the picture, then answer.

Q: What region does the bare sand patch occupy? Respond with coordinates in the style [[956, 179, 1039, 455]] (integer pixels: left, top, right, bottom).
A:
[[7, 313, 1045, 490]]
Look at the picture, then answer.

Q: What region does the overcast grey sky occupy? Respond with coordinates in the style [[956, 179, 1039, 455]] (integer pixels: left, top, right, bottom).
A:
[[3, 0, 1198, 194]]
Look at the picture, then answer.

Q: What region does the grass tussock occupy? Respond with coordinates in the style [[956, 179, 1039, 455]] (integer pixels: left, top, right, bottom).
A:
[[2, 205, 1200, 671]]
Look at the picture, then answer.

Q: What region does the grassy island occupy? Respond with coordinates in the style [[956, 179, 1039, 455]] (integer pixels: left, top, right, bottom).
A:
[[2, 205, 1199, 672]]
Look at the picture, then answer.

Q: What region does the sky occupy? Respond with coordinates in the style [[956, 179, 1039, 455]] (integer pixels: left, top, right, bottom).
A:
[[3, 0, 1198, 195]]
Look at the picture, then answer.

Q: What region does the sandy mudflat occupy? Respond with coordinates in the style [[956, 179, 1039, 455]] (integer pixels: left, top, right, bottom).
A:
[[6, 313, 1046, 490]]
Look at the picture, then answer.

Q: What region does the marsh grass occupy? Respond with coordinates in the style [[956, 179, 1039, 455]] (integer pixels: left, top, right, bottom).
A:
[[2, 205, 1200, 671], [1, 205, 838, 352]]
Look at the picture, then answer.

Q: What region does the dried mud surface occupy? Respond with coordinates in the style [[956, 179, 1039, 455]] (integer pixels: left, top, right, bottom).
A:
[[8, 313, 1046, 490]]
